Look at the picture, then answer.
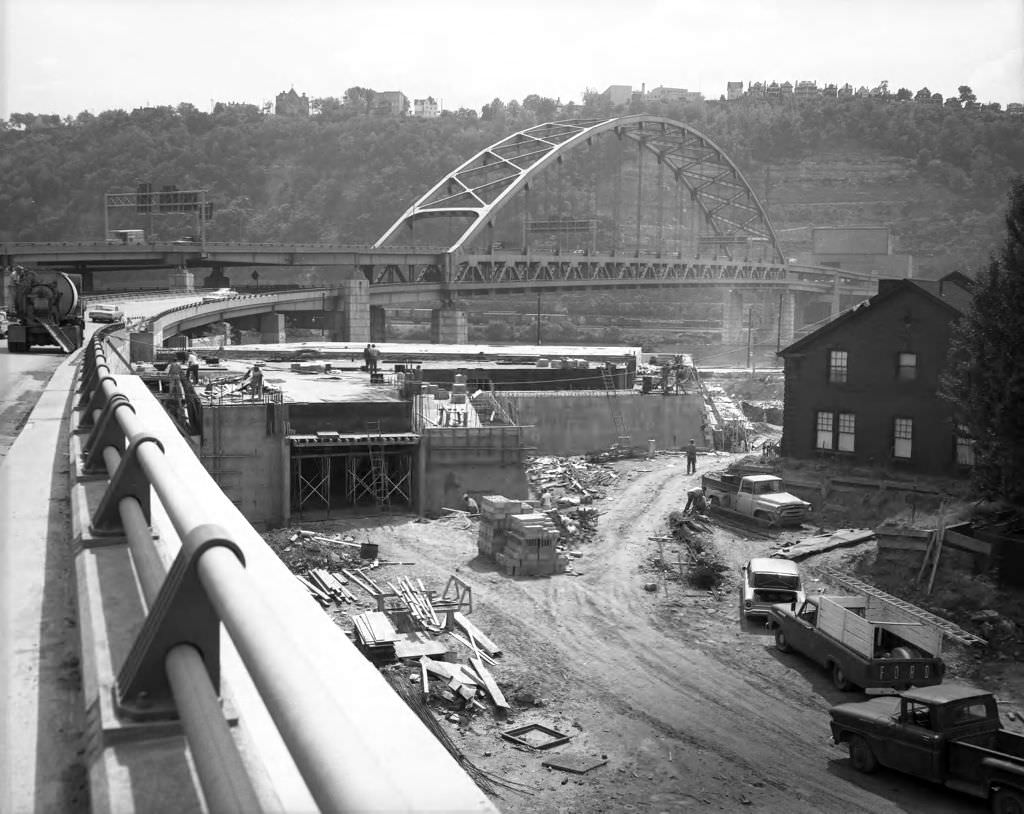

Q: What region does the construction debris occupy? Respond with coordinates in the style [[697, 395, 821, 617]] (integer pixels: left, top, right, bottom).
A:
[[773, 528, 875, 560], [351, 611, 400, 664]]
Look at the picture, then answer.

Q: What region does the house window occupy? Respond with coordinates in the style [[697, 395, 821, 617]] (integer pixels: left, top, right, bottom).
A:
[[816, 411, 834, 450], [898, 352, 918, 381], [837, 413, 856, 452], [894, 417, 913, 459], [956, 424, 975, 466], [828, 350, 848, 383]]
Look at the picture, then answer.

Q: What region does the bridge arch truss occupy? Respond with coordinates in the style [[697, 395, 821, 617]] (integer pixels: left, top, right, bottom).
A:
[[375, 115, 784, 263]]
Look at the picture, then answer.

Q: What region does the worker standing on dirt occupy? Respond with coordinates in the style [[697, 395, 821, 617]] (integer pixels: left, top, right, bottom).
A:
[[685, 438, 698, 475], [683, 485, 707, 516]]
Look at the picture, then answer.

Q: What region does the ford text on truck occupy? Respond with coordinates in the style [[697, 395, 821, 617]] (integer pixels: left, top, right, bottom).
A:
[[701, 472, 811, 527], [830, 684, 1024, 812], [767, 593, 944, 692]]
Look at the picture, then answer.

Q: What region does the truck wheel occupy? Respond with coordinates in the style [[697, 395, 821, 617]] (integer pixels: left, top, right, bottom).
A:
[[992, 788, 1024, 814], [832, 663, 855, 692], [774, 629, 792, 653], [848, 736, 878, 773]]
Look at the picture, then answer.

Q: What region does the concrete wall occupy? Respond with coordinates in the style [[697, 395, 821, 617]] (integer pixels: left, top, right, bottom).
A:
[[499, 391, 706, 455], [421, 427, 529, 514], [288, 401, 412, 435], [200, 403, 287, 527]]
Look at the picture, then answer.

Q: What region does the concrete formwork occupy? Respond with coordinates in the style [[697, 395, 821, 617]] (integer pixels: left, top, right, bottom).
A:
[[500, 391, 706, 455], [420, 426, 529, 514]]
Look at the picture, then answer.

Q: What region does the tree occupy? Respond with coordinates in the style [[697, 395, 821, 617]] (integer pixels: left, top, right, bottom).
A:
[[914, 87, 931, 102], [944, 96, 962, 109], [895, 87, 913, 101], [958, 85, 977, 105], [343, 87, 376, 113], [941, 176, 1024, 505]]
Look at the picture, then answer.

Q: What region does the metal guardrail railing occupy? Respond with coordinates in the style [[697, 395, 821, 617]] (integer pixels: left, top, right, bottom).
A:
[[76, 328, 491, 813]]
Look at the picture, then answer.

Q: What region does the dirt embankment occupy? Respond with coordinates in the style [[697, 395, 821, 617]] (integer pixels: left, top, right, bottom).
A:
[[266, 451, 1023, 812]]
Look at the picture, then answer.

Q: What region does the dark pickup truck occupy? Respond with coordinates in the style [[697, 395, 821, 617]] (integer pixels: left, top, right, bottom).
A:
[[830, 684, 1024, 812], [767, 594, 944, 692]]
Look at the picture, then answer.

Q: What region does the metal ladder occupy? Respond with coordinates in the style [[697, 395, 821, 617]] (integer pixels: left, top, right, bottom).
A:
[[599, 366, 630, 449], [365, 421, 391, 511], [817, 567, 988, 647]]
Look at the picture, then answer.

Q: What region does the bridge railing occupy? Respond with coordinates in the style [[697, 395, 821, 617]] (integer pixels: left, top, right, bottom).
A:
[[75, 328, 493, 813]]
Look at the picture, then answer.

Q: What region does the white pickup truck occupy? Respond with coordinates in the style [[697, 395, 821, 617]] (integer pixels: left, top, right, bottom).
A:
[[701, 472, 811, 527]]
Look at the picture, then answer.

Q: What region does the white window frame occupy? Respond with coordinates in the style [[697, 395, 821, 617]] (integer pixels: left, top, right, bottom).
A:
[[828, 350, 848, 383], [816, 411, 834, 450], [894, 417, 913, 459], [837, 412, 856, 452], [956, 424, 975, 466], [898, 352, 918, 381]]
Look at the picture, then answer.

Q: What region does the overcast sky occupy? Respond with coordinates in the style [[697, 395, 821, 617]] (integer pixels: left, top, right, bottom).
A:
[[2, 0, 1022, 119]]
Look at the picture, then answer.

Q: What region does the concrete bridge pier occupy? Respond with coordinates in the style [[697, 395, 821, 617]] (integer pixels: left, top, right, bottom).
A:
[[168, 267, 195, 292], [259, 312, 286, 343], [369, 305, 387, 342], [431, 304, 468, 344], [326, 278, 371, 342], [721, 289, 746, 343], [779, 291, 796, 347]]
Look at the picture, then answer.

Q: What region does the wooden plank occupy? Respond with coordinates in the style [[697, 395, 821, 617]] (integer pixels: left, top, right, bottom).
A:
[[877, 537, 930, 552], [944, 529, 992, 556], [469, 656, 509, 711], [448, 631, 497, 665], [342, 568, 380, 597], [452, 612, 502, 657], [419, 657, 429, 702], [818, 596, 873, 658]]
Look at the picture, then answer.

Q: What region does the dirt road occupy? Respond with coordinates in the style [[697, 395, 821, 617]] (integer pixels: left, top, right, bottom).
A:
[[301, 454, 987, 813]]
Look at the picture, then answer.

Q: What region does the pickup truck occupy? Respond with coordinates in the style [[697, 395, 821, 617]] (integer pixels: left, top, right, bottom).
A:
[[768, 594, 944, 692], [741, 557, 805, 618], [830, 684, 1024, 811], [701, 471, 810, 527]]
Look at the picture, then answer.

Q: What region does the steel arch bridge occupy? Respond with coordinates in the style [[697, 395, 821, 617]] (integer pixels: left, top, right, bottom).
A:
[[375, 115, 784, 263]]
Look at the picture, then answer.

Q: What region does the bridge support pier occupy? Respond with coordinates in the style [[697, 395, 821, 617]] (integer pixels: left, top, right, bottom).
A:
[[369, 305, 387, 343], [779, 291, 796, 347], [259, 313, 286, 344], [721, 289, 745, 343], [327, 279, 370, 342], [431, 304, 468, 345], [168, 268, 195, 292]]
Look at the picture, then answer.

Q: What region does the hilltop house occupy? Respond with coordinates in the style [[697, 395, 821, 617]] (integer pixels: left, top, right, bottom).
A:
[[777, 275, 974, 476]]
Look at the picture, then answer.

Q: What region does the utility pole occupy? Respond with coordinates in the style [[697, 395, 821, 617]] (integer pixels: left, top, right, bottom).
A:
[[747, 305, 754, 371], [536, 289, 542, 345], [777, 291, 783, 352]]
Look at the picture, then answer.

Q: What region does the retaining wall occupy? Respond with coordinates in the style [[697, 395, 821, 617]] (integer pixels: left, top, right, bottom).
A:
[[499, 391, 706, 455], [421, 426, 529, 514]]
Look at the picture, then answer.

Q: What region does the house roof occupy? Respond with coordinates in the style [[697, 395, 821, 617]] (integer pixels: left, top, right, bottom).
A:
[[778, 277, 972, 357]]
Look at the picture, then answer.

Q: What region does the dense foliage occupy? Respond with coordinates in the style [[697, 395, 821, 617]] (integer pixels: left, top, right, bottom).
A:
[[941, 177, 1024, 505], [2, 92, 1022, 253]]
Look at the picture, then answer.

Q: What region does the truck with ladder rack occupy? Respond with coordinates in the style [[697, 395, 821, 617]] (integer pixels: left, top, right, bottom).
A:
[[5, 267, 85, 353]]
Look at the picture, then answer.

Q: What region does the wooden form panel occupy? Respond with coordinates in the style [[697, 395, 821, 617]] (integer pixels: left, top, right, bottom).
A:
[[818, 596, 874, 658]]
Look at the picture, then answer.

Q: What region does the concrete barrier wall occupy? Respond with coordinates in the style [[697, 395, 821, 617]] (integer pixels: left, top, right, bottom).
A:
[[200, 403, 286, 527], [499, 391, 706, 455], [422, 427, 529, 513]]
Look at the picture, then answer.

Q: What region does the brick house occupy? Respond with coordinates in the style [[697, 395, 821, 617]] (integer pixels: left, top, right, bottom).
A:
[[777, 276, 974, 475]]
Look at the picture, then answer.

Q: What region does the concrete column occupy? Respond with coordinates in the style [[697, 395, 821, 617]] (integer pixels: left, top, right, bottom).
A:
[[327, 278, 371, 342], [369, 306, 387, 342], [430, 304, 468, 344], [779, 290, 796, 347], [168, 268, 195, 292], [721, 289, 745, 343], [259, 312, 286, 343], [831, 275, 841, 318]]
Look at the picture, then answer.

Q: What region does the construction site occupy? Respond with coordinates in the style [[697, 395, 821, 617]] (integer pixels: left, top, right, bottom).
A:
[[120, 330, 1024, 813]]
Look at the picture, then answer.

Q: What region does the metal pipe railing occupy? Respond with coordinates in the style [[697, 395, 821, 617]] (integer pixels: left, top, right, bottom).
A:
[[79, 329, 493, 813]]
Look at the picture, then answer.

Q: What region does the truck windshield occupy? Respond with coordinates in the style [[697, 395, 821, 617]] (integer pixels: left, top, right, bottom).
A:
[[752, 573, 800, 590], [752, 480, 783, 494]]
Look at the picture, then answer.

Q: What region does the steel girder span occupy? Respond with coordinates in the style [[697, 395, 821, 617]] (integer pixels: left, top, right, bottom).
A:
[[374, 115, 784, 263]]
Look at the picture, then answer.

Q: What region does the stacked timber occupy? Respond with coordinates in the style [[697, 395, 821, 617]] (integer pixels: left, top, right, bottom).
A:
[[477, 495, 523, 557], [495, 512, 568, 577], [352, 611, 400, 664]]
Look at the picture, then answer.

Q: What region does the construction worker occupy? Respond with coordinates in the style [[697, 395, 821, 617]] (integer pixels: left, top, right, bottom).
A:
[[186, 350, 200, 384], [684, 485, 707, 516], [246, 364, 263, 401], [462, 493, 479, 515], [685, 438, 698, 475]]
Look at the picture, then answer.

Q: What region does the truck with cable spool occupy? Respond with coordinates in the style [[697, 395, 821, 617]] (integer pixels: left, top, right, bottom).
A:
[[5, 266, 85, 353]]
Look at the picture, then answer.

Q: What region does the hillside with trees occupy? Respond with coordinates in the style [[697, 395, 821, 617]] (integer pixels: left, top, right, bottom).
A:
[[2, 89, 1022, 280]]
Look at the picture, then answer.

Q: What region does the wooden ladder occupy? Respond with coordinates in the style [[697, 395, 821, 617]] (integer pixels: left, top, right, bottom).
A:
[[599, 366, 630, 449]]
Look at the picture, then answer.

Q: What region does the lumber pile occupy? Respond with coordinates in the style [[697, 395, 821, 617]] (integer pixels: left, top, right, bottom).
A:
[[352, 611, 400, 664], [297, 569, 359, 606], [387, 576, 445, 633], [476, 495, 523, 557], [496, 512, 569, 577], [525, 455, 616, 501]]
